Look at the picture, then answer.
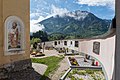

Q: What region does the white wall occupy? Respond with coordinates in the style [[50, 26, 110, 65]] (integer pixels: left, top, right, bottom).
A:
[[53, 40, 79, 51], [52, 36, 115, 80], [53, 40, 64, 48], [42, 41, 54, 47], [79, 36, 115, 80]]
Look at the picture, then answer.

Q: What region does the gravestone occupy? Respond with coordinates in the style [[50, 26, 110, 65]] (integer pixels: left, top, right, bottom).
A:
[[0, 0, 38, 80]]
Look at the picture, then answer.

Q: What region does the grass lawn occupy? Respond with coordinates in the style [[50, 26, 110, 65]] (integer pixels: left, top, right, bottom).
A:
[[32, 56, 64, 80]]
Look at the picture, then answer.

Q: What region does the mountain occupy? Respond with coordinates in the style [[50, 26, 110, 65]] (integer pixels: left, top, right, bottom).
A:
[[38, 10, 111, 39]]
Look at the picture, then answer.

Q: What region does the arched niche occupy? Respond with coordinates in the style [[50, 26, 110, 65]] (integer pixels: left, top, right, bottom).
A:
[[4, 16, 25, 55]]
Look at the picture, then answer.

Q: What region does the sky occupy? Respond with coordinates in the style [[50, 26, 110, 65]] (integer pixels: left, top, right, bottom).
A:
[[30, 0, 115, 32]]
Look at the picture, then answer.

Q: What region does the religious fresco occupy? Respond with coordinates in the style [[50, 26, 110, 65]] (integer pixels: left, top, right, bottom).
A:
[[8, 22, 21, 49], [4, 16, 25, 52]]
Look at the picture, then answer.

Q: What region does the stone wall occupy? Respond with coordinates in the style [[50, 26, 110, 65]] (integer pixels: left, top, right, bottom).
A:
[[0, 59, 41, 80]]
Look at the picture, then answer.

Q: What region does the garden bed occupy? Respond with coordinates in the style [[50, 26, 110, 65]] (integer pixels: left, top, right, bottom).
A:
[[65, 69, 105, 80], [67, 57, 102, 69], [30, 49, 45, 57], [68, 57, 80, 67]]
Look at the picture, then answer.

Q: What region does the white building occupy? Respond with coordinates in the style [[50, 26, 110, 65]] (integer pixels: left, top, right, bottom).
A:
[[51, 29, 115, 80]]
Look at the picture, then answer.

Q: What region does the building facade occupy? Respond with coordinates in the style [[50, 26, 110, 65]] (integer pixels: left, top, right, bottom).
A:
[[0, 0, 37, 80]]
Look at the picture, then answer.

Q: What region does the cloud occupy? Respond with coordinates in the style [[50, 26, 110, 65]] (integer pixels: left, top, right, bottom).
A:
[[30, 12, 54, 32], [51, 5, 69, 17], [30, 12, 40, 19], [77, 0, 115, 10], [30, 16, 45, 33], [30, 4, 70, 32]]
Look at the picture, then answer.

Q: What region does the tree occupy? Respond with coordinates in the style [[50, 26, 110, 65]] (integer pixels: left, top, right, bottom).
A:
[[30, 38, 41, 44], [32, 30, 49, 42]]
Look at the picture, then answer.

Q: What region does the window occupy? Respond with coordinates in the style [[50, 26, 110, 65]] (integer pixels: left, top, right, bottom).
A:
[[4, 16, 25, 55], [54, 41, 57, 45], [58, 41, 60, 44], [71, 41, 72, 45], [64, 41, 67, 46], [75, 41, 79, 47]]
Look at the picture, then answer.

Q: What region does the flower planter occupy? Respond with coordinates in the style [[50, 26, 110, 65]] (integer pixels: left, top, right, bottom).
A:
[[68, 57, 80, 67]]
